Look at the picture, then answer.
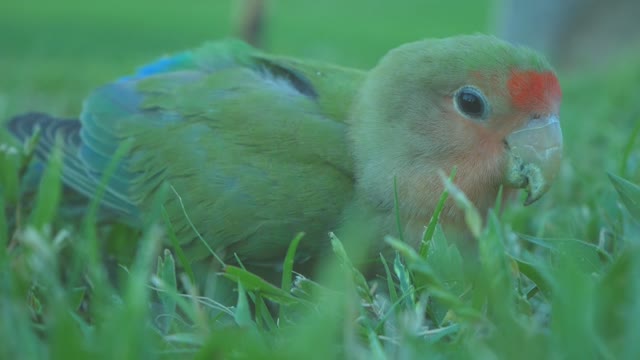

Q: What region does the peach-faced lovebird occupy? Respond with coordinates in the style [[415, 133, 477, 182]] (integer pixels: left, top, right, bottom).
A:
[[7, 35, 563, 270]]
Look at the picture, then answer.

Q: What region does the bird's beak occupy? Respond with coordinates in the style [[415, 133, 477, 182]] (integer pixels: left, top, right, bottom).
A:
[[504, 114, 562, 205]]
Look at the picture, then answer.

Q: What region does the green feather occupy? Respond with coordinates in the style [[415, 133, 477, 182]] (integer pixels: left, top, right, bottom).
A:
[[81, 39, 363, 264]]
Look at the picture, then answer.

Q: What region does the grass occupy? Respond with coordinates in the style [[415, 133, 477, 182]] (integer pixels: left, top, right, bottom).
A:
[[2, 0, 640, 359]]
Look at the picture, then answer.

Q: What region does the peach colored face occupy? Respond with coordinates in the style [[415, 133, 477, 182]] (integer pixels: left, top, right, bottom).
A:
[[443, 69, 563, 205]]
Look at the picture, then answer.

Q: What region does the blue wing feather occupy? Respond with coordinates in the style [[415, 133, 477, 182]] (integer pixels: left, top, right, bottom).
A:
[[118, 52, 194, 82]]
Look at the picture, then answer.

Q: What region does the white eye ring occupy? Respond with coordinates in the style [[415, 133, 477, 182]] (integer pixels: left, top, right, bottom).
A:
[[454, 86, 489, 120]]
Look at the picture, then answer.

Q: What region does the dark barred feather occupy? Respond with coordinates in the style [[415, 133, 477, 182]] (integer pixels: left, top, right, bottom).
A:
[[7, 112, 139, 218], [8, 112, 81, 156]]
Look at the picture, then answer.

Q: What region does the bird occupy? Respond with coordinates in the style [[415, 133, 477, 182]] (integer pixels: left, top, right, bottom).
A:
[[6, 34, 563, 275]]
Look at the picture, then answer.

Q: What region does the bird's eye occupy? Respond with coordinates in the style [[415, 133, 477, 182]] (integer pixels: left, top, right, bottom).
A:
[[454, 86, 488, 119]]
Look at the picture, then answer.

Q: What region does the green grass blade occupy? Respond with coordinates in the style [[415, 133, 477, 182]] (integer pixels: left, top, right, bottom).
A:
[[281, 232, 304, 293], [393, 251, 415, 309], [254, 294, 277, 331], [156, 249, 177, 332], [619, 118, 640, 177], [380, 253, 398, 304], [161, 205, 195, 285], [608, 172, 640, 222], [234, 283, 254, 328], [28, 142, 62, 229], [420, 166, 457, 257], [393, 176, 404, 242], [0, 144, 20, 205], [330, 233, 373, 303], [224, 265, 299, 305]]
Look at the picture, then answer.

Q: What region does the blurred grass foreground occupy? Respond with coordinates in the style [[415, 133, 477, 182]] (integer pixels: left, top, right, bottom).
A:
[[2, 0, 640, 359]]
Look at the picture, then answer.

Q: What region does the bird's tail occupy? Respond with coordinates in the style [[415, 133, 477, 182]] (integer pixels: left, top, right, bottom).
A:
[[8, 112, 82, 162], [6, 112, 137, 223]]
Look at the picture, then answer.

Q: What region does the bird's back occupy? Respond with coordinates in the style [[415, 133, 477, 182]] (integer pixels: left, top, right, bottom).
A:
[[8, 39, 367, 265]]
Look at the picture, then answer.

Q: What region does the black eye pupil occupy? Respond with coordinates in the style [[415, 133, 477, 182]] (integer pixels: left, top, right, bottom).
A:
[[456, 88, 486, 118]]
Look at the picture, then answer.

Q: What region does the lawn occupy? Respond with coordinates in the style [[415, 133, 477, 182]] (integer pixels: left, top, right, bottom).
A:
[[2, 0, 640, 359]]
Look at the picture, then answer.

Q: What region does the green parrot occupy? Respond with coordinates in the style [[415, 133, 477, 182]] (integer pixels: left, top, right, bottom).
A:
[[7, 34, 562, 272]]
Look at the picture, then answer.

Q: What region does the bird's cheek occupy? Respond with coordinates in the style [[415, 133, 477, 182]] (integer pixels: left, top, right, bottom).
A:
[[503, 115, 563, 205]]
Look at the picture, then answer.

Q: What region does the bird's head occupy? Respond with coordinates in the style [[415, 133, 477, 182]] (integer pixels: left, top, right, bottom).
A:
[[350, 34, 562, 225]]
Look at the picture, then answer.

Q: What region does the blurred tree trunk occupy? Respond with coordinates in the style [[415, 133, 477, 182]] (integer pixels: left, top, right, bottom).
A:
[[235, 0, 266, 48]]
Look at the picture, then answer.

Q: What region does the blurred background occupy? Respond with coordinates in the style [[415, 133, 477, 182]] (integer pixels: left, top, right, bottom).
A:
[[0, 0, 477, 117], [1, 1, 639, 93], [2, 0, 640, 235], [2, 0, 639, 117]]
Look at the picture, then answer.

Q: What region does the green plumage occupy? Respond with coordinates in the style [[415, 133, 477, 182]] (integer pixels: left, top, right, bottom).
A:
[[11, 40, 366, 266], [8, 35, 559, 273]]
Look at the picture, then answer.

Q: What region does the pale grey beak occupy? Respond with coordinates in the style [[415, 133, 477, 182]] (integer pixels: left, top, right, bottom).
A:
[[505, 115, 563, 205]]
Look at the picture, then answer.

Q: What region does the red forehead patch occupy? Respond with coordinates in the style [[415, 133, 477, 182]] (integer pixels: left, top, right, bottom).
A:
[[507, 70, 562, 111]]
